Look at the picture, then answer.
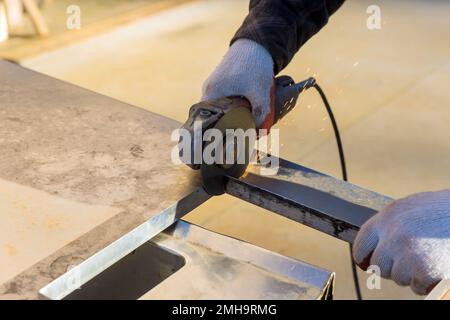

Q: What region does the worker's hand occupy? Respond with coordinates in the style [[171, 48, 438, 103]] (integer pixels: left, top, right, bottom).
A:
[[202, 39, 275, 129], [353, 190, 450, 295]]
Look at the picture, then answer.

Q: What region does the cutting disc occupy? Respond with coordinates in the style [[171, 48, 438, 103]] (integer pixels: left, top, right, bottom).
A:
[[201, 106, 256, 195]]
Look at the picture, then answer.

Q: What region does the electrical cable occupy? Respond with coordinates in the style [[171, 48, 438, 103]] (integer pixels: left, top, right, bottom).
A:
[[311, 83, 363, 300]]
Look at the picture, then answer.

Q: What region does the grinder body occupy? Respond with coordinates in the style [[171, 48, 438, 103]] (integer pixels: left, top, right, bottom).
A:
[[179, 76, 315, 195]]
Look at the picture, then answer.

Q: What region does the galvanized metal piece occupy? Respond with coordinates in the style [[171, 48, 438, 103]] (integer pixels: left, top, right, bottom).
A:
[[41, 221, 335, 300], [226, 157, 393, 243]]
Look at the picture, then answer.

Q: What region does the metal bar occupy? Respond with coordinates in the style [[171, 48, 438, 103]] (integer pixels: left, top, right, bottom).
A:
[[39, 187, 210, 300], [226, 157, 449, 298], [226, 157, 393, 243]]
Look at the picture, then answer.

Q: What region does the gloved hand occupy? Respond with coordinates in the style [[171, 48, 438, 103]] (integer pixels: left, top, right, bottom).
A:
[[353, 190, 450, 295], [202, 39, 275, 129]]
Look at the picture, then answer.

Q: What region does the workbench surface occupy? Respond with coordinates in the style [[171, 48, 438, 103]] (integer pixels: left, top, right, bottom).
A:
[[0, 61, 204, 299]]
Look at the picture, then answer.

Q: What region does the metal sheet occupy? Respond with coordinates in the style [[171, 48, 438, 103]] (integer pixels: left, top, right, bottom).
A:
[[143, 221, 334, 300], [0, 61, 207, 299]]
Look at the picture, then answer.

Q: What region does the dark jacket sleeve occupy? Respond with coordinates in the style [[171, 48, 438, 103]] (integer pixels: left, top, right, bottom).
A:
[[232, 0, 346, 74]]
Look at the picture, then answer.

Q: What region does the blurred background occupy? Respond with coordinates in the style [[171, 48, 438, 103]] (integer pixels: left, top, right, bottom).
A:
[[1, 0, 449, 299]]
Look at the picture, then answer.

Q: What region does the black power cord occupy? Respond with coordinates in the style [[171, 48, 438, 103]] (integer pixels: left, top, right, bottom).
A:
[[311, 83, 363, 300]]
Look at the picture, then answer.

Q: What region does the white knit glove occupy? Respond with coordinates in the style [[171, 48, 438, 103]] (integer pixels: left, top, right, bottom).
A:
[[353, 190, 450, 295], [202, 39, 274, 128]]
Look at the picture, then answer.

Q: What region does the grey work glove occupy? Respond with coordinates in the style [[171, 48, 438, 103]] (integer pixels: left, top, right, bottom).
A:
[[202, 39, 275, 129], [353, 190, 450, 295]]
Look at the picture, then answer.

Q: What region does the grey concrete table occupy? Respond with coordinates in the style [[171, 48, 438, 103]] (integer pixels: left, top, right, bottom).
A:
[[0, 61, 334, 300]]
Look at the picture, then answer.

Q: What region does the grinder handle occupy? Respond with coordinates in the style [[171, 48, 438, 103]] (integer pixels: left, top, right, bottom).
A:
[[273, 76, 316, 125]]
